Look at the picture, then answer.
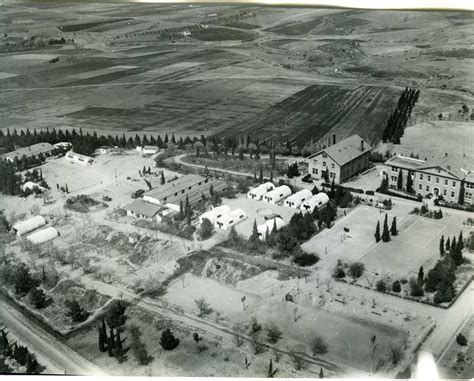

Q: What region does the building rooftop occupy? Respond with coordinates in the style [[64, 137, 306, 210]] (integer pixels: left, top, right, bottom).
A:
[[2, 142, 54, 161], [125, 199, 162, 218], [419, 154, 474, 180], [144, 175, 206, 201], [310, 134, 371, 166], [385, 155, 427, 170]]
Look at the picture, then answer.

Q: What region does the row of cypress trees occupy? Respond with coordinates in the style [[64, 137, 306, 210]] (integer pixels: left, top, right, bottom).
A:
[[0, 328, 43, 374]]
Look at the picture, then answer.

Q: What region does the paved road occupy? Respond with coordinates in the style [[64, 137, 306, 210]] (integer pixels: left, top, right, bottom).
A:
[[0, 298, 107, 376]]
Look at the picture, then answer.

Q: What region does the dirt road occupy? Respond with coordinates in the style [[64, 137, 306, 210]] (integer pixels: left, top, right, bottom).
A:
[[0, 298, 107, 376]]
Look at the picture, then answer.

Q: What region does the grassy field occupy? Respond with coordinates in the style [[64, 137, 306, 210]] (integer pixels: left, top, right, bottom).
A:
[[1, 4, 472, 148]]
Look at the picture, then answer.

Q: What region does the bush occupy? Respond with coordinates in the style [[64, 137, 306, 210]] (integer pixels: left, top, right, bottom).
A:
[[265, 323, 282, 344], [365, 190, 375, 195], [65, 299, 90, 322], [333, 267, 345, 278], [376, 279, 387, 293], [392, 280, 401, 293], [311, 335, 328, 355], [160, 328, 180, 350], [348, 262, 365, 279], [30, 287, 49, 309], [199, 218, 214, 240], [456, 333, 467, 346], [409, 278, 424, 297], [293, 253, 319, 267]]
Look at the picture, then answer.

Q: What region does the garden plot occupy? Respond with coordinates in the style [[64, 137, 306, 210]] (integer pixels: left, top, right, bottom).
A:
[[68, 65, 138, 80]]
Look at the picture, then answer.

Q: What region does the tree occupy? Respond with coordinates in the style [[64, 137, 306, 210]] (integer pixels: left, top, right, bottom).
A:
[[98, 318, 108, 353], [439, 235, 445, 256], [311, 336, 328, 355], [267, 358, 278, 378], [376, 279, 387, 292], [382, 213, 390, 242], [65, 299, 90, 322], [458, 180, 465, 205], [456, 333, 467, 346], [406, 170, 413, 193], [392, 280, 401, 293], [199, 218, 214, 240], [14, 265, 38, 295], [374, 221, 381, 243], [265, 323, 282, 344], [160, 328, 180, 350], [390, 217, 398, 236], [378, 174, 389, 192], [397, 169, 403, 190], [287, 163, 300, 178], [259, 167, 263, 183], [160, 171, 165, 185], [106, 300, 127, 331], [30, 287, 48, 309], [409, 277, 424, 297], [195, 298, 213, 318], [319, 368, 324, 378], [348, 262, 365, 280], [417, 266, 424, 285], [108, 329, 115, 357], [129, 325, 152, 365], [248, 219, 260, 250]]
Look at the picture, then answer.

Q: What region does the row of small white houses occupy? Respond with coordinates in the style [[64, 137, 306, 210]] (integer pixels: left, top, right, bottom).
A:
[[246, 182, 329, 214], [11, 215, 59, 244]]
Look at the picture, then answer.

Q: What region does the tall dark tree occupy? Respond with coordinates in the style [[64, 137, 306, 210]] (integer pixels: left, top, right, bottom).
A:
[[458, 180, 465, 205], [108, 329, 115, 357], [397, 169, 403, 190], [98, 318, 108, 352], [439, 235, 445, 257], [374, 220, 381, 243], [160, 328, 180, 350], [248, 219, 260, 250], [160, 171, 165, 185], [390, 216, 398, 236], [418, 266, 424, 285], [446, 237, 450, 252], [382, 214, 390, 242], [406, 170, 413, 193]]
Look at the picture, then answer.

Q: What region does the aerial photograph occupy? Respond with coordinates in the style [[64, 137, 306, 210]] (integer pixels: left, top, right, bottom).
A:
[[0, 1, 472, 378]]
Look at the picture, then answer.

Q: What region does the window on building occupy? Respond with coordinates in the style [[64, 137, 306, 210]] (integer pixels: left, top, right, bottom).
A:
[[392, 166, 397, 172], [419, 184, 422, 190], [181, 190, 185, 194], [426, 186, 430, 191], [322, 152, 327, 158], [466, 192, 472, 199], [427, 175, 431, 181], [323, 161, 326, 167], [451, 191, 455, 197], [330, 172, 335, 178], [392, 176, 397, 182], [420, 174, 423, 180], [436, 177, 439, 183], [313, 159, 317, 164], [445, 179, 448, 185], [452, 181, 456, 187], [443, 189, 447, 196], [331, 163, 335, 169], [312, 168, 318, 174]]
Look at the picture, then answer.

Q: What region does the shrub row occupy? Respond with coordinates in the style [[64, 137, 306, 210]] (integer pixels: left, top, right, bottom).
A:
[[376, 188, 423, 202]]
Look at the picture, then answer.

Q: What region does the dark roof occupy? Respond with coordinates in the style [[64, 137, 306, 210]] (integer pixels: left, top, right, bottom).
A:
[[125, 199, 162, 218], [309, 134, 371, 166], [164, 179, 227, 206], [144, 175, 206, 201], [2, 142, 54, 161]]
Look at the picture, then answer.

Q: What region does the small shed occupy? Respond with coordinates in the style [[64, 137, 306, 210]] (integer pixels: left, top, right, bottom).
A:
[[264, 185, 291, 204], [199, 205, 231, 225], [257, 217, 286, 240], [300, 192, 329, 214], [284, 189, 312, 209], [215, 209, 247, 230], [12, 215, 46, 236], [26, 227, 59, 244], [247, 182, 275, 201]]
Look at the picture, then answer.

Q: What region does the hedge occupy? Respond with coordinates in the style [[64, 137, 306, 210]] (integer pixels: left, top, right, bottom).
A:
[[376, 188, 423, 202], [438, 200, 474, 212]]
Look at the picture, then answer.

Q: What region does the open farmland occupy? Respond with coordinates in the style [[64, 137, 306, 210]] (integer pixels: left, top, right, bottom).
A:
[[0, 4, 472, 149]]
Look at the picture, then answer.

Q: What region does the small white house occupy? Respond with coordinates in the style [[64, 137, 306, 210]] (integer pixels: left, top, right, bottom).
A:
[[257, 217, 286, 240], [54, 142, 72, 150], [26, 227, 59, 244], [264, 185, 291, 204], [284, 189, 312, 209], [12, 215, 46, 236], [199, 205, 231, 225], [65, 151, 93, 166], [247, 182, 275, 201], [215, 208, 247, 230], [95, 146, 113, 154], [21, 181, 46, 192], [300, 192, 329, 214], [136, 145, 159, 155]]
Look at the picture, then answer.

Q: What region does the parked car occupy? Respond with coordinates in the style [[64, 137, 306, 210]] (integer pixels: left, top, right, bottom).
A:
[[102, 195, 112, 202], [301, 174, 313, 183]]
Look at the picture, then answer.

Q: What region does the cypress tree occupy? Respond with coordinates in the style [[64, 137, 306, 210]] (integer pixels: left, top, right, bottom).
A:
[[390, 216, 398, 236], [108, 329, 115, 357], [319, 368, 324, 378], [458, 180, 465, 205], [98, 319, 108, 352], [248, 219, 260, 249], [451, 237, 457, 254], [382, 214, 390, 242], [160, 171, 165, 185], [179, 200, 184, 220], [446, 237, 450, 252], [406, 170, 413, 193], [397, 169, 403, 190], [418, 266, 424, 285], [259, 167, 263, 183], [374, 221, 381, 243], [439, 235, 445, 256], [458, 231, 464, 251]]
